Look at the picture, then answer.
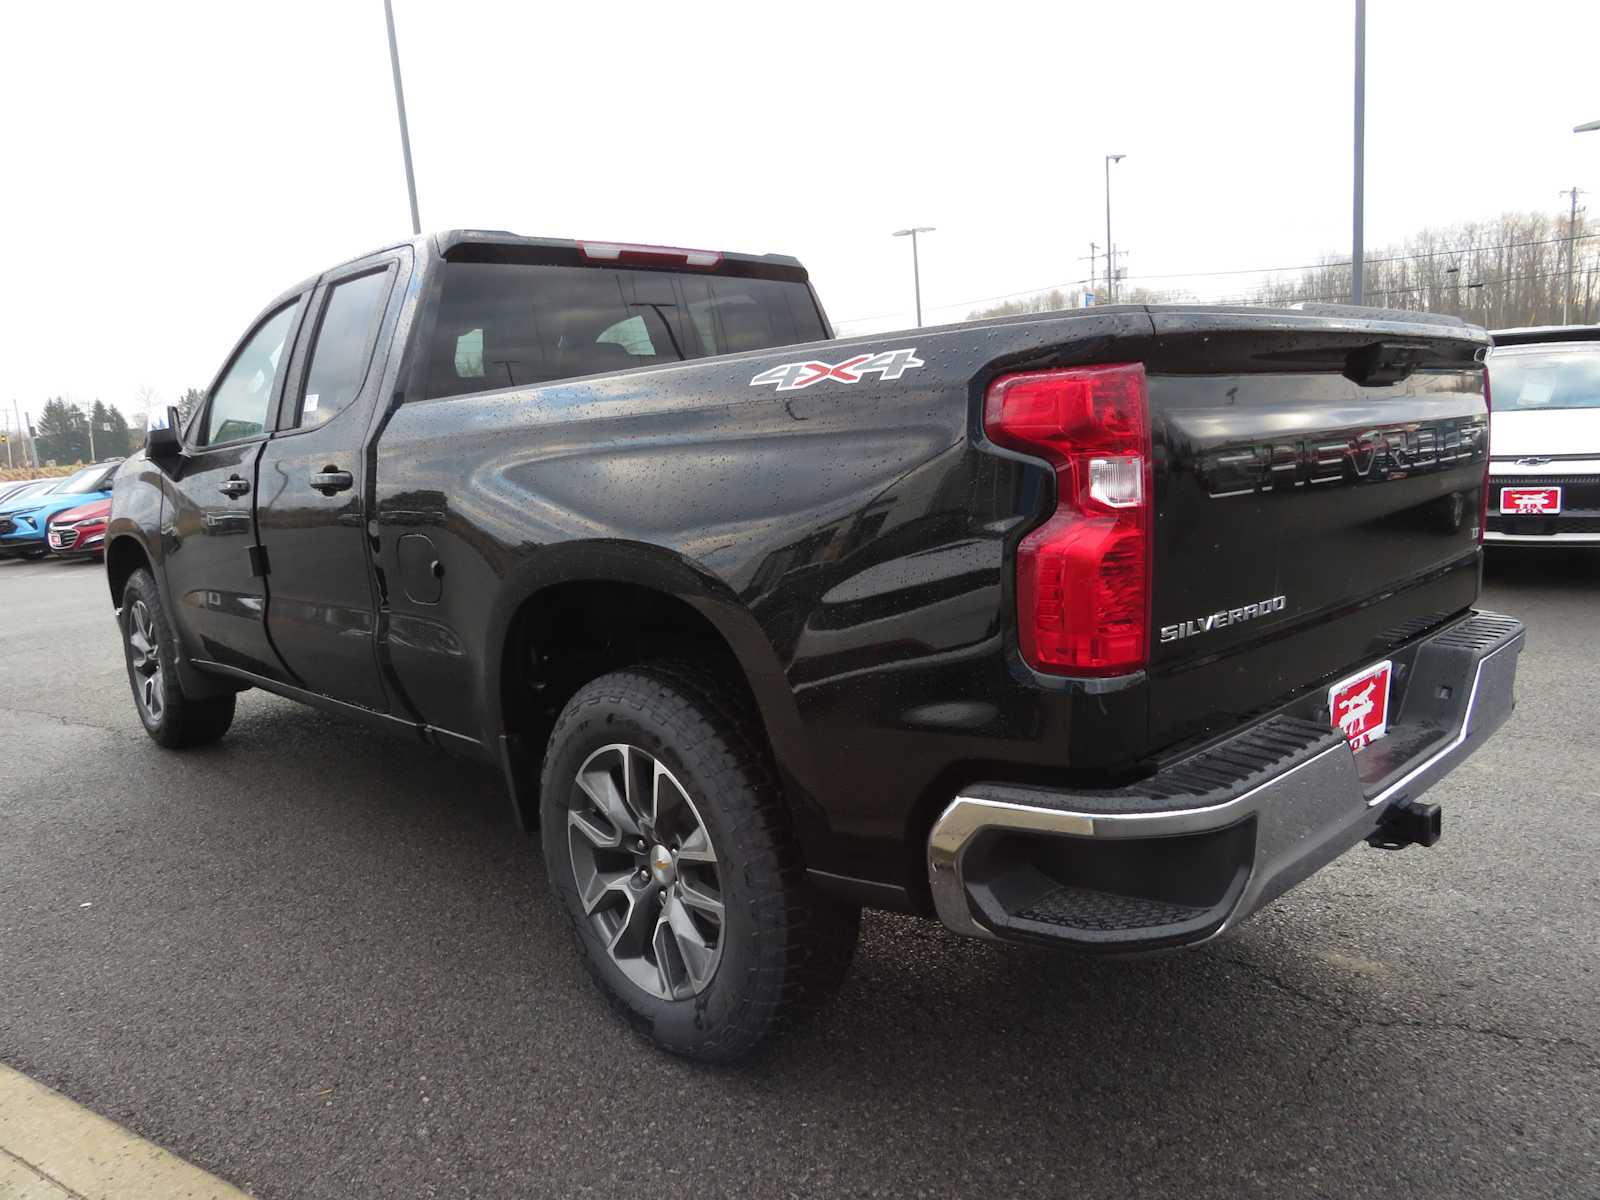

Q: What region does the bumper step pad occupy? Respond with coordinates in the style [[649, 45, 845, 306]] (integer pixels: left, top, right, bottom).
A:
[[1018, 885, 1208, 932]]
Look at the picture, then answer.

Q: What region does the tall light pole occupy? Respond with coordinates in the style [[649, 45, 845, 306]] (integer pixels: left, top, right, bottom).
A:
[[1352, 0, 1366, 305], [383, 0, 421, 236], [1104, 154, 1124, 303], [1574, 122, 1599, 324], [892, 227, 935, 327]]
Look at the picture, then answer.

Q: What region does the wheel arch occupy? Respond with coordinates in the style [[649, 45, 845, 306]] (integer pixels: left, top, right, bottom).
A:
[[104, 531, 154, 609], [484, 541, 819, 836]]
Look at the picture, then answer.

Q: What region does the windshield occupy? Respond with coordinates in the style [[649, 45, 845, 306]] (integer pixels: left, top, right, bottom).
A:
[[1488, 344, 1600, 411], [51, 466, 112, 495]]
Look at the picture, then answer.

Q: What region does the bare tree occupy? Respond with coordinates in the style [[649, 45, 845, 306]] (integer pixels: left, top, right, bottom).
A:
[[1250, 210, 1595, 326]]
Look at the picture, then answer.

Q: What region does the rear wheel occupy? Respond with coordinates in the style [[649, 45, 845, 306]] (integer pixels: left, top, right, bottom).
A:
[[120, 568, 236, 748], [540, 661, 859, 1062]]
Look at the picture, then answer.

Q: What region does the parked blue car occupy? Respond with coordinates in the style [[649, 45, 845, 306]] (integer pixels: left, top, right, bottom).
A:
[[0, 462, 122, 559]]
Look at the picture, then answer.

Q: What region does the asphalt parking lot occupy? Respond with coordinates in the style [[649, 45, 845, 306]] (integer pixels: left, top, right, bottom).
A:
[[1, 553, 1597, 1199]]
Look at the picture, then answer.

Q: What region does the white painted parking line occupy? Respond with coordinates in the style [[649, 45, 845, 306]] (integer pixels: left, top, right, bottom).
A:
[[0, 1064, 250, 1199]]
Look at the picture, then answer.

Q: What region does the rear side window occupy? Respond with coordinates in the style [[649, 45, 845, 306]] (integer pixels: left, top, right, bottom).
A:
[[677, 275, 824, 357], [295, 269, 393, 428], [425, 262, 825, 399]]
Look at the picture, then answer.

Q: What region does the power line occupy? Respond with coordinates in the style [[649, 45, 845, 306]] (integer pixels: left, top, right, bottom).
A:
[[831, 232, 1600, 327], [1226, 268, 1584, 307], [1120, 232, 1598, 284]]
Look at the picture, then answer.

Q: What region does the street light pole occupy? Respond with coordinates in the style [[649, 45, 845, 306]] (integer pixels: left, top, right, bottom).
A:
[[1573, 122, 1599, 324], [383, 0, 422, 236], [1352, 0, 1366, 305], [1104, 154, 1124, 303], [892, 226, 935, 327]]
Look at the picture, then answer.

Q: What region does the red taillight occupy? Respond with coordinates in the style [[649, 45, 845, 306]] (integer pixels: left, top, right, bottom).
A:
[[578, 241, 723, 269], [1479, 365, 1492, 544], [984, 363, 1153, 676]]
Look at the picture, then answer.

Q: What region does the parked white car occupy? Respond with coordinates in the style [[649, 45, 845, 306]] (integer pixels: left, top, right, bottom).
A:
[[1485, 328, 1600, 547]]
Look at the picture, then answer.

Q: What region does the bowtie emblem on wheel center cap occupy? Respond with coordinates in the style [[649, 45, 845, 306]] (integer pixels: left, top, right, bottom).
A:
[[649, 845, 676, 887]]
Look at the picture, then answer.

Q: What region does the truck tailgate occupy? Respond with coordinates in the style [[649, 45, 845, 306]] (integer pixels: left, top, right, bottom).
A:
[[1141, 310, 1489, 753]]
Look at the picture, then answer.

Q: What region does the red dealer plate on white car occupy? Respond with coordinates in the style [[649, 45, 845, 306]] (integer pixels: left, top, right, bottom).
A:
[[1329, 660, 1392, 752], [1501, 486, 1561, 515]]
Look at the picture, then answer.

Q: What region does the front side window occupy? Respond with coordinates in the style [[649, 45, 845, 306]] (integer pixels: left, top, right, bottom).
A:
[[201, 301, 299, 446], [295, 270, 393, 428]]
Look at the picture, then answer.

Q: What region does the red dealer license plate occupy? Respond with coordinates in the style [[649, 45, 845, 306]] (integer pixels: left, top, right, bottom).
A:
[[1329, 660, 1392, 752], [1501, 486, 1561, 515]]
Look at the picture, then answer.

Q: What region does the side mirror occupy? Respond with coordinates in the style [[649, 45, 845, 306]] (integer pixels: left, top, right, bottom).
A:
[[146, 405, 184, 460]]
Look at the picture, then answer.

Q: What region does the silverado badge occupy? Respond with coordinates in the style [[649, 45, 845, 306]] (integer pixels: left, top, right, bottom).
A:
[[1160, 595, 1287, 644]]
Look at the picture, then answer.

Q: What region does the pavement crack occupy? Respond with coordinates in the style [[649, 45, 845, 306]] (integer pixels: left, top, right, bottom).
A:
[[1224, 954, 1600, 1066], [1304, 1021, 1356, 1087], [0, 704, 133, 740]]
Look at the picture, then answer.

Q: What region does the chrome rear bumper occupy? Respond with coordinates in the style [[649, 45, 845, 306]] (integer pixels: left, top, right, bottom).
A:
[[927, 611, 1525, 949]]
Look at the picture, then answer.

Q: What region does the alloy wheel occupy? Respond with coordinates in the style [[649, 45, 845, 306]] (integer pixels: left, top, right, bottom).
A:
[[126, 599, 164, 723], [566, 743, 725, 1000]]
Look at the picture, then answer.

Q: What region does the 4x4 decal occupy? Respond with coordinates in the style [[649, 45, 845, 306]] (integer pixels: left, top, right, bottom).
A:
[[749, 347, 925, 392]]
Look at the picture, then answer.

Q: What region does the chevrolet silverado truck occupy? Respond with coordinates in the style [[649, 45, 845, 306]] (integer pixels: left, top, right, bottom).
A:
[[107, 231, 1524, 1061]]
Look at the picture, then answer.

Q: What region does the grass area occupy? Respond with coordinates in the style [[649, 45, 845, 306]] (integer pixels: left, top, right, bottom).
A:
[[1, 465, 81, 483]]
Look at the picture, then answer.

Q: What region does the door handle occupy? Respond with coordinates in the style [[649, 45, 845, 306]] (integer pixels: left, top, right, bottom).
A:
[[310, 467, 354, 496], [218, 475, 250, 498]]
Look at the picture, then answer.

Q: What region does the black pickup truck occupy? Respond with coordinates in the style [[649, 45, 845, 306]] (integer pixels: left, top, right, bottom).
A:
[[108, 231, 1524, 1060]]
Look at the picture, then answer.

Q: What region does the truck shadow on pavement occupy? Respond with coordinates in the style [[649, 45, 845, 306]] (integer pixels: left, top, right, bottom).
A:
[[6, 675, 1594, 1198], [1483, 546, 1600, 592]]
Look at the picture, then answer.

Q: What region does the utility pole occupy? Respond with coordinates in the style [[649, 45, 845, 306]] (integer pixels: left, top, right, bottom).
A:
[[1104, 154, 1125, 303], [892, 227, 935, 326], [1351, 0, 1366, 304], [1561, 187, 1585, 325], [13, 400, 27, 469], [383, 0, 421, 236], [1106, 248, 1127, 300]]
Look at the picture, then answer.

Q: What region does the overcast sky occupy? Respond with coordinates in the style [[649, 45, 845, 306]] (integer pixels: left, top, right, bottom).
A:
[[1, 0, 1596, 428]]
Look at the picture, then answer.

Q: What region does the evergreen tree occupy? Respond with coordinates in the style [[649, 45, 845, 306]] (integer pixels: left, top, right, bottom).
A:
[[35, 398, 89, 464], [90, 400, 133, 457], [176, 387, 206, 427]]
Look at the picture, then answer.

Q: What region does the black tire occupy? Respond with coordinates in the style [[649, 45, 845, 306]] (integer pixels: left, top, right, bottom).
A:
[[120, 568, 236, 748], [540, 660, 860, 1062]]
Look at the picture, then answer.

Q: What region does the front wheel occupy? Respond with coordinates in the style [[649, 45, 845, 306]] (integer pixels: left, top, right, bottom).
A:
[[540, 661, 859, 1062], [120, 568, 236, 748]]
